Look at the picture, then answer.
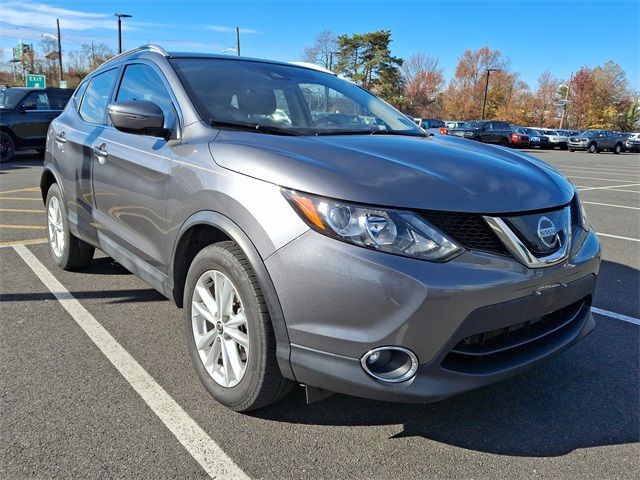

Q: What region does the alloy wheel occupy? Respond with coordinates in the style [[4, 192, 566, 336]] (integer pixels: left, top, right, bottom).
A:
[[191, 270, 249, 388], [47, 196, 65, 257]]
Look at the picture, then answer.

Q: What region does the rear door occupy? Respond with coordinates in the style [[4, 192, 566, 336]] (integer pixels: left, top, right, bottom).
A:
[[91, 61, 179, 273], [52, 68, 119, 239]]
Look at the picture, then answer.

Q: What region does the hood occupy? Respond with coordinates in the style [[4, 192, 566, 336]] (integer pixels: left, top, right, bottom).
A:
[[209, 132, 574, 214]]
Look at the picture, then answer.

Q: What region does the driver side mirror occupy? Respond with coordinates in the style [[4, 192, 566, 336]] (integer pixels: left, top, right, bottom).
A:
[[108, 100, 170, 139]]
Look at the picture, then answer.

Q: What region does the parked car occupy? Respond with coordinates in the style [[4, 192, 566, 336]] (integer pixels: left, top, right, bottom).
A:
[[0, 86, 73, 162], [43, 45, 600, 411], [517, 127, 550, 149], [509, 126, 530, 148], [624, 132, 640, 153], [540, 129, 569, 150], [568, 130, 624, 154], [414, 118, 448, 135], [448, 120, 513, 146], [444, 120, 466, 129]]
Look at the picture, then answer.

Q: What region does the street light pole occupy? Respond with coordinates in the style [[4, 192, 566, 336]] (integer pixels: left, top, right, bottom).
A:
[[56, 19, 63, 84], [559, 72, 573, 129], [114, 13, 132, 53], [236, 26, 241, 56], [481, 68, 498, 120]]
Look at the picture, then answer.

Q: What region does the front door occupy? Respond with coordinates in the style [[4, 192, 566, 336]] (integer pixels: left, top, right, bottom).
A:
[[91, 62, 179, 273]]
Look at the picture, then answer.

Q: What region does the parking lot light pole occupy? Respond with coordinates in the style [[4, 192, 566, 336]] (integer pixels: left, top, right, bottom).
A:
[[114, 13, 132, 54], [481, 68, 499, 120]]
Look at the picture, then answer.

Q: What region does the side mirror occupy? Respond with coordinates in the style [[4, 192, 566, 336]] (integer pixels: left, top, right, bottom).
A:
[[19, 103, 37, 113], [108, 100, 169, 138]]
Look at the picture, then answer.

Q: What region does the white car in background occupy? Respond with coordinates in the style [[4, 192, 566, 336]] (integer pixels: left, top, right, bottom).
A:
[[539, 129, 569, 150]]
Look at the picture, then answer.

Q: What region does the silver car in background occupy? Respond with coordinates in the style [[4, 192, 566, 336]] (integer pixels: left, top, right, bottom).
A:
[[42, 45, 601, 411], [540, 129, 569, 150]]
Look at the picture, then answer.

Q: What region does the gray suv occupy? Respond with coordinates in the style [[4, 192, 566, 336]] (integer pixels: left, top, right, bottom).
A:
[[42, 45, 601, 411]]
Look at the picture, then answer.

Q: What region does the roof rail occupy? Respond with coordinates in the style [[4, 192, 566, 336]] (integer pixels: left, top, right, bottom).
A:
[[100, 44, 169, 67]]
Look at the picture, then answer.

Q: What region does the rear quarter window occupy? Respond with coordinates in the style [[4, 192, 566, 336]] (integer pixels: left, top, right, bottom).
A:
[[78, 68, 118, 124]]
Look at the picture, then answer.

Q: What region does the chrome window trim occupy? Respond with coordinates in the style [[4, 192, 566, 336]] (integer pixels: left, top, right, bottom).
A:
[[483, 206, 572, 269]]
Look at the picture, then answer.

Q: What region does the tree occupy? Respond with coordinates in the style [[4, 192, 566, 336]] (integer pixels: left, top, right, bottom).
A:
[[333, 30, 403, 103], [401, 53, 444, 117], [442, 47, 512, 120], [532, 71, 561, 126], [302, 30, 338, 70]]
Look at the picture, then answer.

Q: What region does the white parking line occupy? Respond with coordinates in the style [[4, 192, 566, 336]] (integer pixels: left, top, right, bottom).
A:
[[578, 183, 640, 191], [596, 232, 640, 243], [559, 167, 640, 178], [582, 201, 640, 211], [595, 164, 640, 170], [592, 307, 640, 326], [12, 244, 250, 480], [567, 175, 640, 182]]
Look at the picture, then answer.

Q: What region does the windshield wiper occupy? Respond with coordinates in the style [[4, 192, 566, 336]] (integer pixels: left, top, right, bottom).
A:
[[209, 119, 302, 136], [315, 128, 425, 137]]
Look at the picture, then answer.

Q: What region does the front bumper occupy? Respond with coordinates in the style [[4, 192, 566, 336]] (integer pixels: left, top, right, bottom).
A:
[[265, 227, 601, 403], [569, 142, 589, 150]]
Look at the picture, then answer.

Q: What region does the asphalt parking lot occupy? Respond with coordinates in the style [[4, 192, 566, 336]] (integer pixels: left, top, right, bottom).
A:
[[1, 148, 638, 479]]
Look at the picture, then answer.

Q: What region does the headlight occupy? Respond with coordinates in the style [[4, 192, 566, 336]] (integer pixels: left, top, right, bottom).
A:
[[575, 190, 590, 230], [282, 189, 462, 261]]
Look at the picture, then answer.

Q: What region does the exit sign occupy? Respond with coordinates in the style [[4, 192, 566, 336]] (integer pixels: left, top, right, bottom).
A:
[[25, 74, 46, 88]]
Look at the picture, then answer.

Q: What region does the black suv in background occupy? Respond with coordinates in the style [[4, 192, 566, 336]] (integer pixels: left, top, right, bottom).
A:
[[448, 120, 513, 146], [0, 87, 73, 162], [568, 130, 625, 154]]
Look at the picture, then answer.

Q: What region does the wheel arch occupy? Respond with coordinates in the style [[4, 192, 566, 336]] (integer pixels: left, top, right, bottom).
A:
[[40, 166, 63, 204], [170, 210, 295, 380]]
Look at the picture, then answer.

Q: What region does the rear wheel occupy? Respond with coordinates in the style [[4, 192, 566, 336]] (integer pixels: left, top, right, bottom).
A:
[[569, 148, 575, 152], [183, 241, 293, 411], [0, 131, 15, 163], [588, 143, 598, 154], [500, 138, 509, 147], [613, 143, 622, 154], [46, 184, 94, 270]]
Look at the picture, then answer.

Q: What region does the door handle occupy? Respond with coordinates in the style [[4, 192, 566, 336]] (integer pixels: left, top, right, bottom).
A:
[[93, 143, 108, 163], [54, 132, 67, 144]]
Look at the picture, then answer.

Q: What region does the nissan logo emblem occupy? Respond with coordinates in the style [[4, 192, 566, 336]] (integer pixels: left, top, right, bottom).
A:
[[537, 216, 560, 248]]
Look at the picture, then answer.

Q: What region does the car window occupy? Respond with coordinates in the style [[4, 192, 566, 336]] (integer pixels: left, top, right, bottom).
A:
[[79, 68, 118, 124], [48, 90, 72, 110], [21, 91, 50, 110], [495, 121, 509, 129], [485, 122, 494, 131], [116, 63, 177, 130]]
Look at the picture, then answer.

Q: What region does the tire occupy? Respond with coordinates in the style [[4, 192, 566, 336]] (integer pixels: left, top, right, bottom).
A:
[[588, 143, 598, 154], [0, 131, 15, 163], [613, 143, 622, 154], [46, 183, 94, 270], [569, 148, 575, 152], [183, 241, 293, 412], [500, 138, 509, 147]]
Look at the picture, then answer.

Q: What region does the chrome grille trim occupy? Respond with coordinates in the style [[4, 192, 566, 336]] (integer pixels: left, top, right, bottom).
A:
[[483, 206, 572, 268]]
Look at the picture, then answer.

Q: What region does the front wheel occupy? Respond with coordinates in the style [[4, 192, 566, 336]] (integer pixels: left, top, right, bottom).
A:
[[46, 184, 94, 270], [183, 241, 293, 411], [588, 143, 598, 154], [569, 148, 575, 152]]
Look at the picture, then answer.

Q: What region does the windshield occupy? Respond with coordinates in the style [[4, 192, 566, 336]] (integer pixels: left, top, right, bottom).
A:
[[524, 128, 542, 135], [170, 58, 423, 136], [543, 130, 559, 135], [460, 120, 484, 129], [0, 89, 26, 109]]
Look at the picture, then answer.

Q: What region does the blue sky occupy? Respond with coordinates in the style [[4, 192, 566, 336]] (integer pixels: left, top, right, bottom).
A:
[[1, 0, 639, 89]]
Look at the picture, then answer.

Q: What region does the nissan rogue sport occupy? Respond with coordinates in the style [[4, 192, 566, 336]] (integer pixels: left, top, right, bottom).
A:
[[42, 45, 601, 411]]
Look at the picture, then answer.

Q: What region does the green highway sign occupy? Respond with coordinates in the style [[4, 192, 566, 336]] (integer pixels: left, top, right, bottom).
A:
[[25, 74, 46, 88]]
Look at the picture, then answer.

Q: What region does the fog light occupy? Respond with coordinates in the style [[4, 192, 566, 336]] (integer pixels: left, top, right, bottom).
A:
[[361, 346, 419, 383]]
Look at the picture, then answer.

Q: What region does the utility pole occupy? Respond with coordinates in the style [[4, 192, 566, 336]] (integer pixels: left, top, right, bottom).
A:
[[91, 42, 96, 69], [481, 68, 498, 120], [115, 13, 132, 53], [56, 19, 64, 84], [559, 72, 573, 129], [236, 27, 241, 56]]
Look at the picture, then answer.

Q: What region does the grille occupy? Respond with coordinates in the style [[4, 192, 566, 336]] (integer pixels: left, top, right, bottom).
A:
[[420, 210, 509, 255], [442, 297, 590, 374]]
